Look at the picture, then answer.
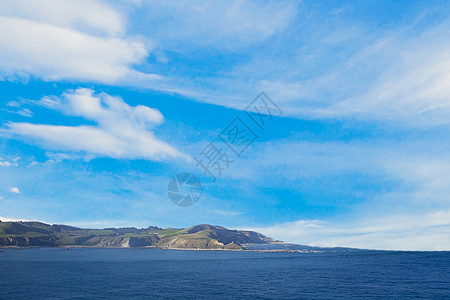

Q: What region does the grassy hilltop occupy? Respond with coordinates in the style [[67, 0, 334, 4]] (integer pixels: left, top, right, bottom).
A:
[[0, 221, 273, 250]]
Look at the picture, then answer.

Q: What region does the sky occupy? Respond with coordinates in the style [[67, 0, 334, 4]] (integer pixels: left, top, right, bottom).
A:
[[0, 0, 450, 250]]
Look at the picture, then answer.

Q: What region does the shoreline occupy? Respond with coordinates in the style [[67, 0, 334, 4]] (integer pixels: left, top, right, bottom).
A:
[[0, 245, 321, 253]]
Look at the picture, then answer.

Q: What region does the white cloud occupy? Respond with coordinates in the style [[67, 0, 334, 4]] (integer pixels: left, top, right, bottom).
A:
[[11, 108, 32, 117], [0, 0, 125, 36], [3, 101, 33, 117], [0, 16, 150, 83], [0, 0, 155, 84], [9, 187, 20, 194], [6, 101, 20, 108], [246, 211, 450, 251], [0, 161, 12, 167], [0, 158, 18, 167], [6, 88, 185, 161]]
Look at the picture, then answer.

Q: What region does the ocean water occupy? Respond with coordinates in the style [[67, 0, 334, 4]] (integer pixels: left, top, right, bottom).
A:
[[0, 248, 448, 299]]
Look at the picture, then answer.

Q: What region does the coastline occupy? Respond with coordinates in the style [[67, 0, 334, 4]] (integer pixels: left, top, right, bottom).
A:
[[0, 245, 321, 253]]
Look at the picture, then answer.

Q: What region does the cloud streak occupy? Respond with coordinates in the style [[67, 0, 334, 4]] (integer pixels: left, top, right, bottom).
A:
[[6, 88, 184, 161]]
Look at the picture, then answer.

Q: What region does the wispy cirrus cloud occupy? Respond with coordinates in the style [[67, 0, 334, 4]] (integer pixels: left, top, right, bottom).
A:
[[5, 88, 185, 161], [199, 11, 450, 127], [316, 22, 450, 126], [3, 101, 32, 117]]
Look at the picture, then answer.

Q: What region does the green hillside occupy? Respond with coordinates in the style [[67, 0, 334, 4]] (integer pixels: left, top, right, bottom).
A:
[[0, 221, 273, 250]]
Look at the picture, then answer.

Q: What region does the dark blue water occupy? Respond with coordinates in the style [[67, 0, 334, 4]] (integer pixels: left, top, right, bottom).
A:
[[0, 248, 448, 299]]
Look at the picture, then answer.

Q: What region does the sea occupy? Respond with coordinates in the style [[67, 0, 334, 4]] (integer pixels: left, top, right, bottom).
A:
[[0, 247, 448, 299]]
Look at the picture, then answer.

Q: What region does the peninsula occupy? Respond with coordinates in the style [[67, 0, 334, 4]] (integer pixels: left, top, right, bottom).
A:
[[0, 221, 274, 250]]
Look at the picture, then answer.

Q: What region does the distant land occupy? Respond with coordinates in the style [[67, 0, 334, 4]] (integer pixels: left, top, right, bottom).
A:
[[0, 221, 279, 250]]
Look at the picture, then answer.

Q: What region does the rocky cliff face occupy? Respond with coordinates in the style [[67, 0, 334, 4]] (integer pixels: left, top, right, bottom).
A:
[[157, 235, 241, 250], [0, 222, 273, 250]]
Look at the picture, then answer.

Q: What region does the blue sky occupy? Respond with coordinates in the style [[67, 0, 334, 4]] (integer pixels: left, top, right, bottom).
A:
[[1, 0, 450, 250]]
